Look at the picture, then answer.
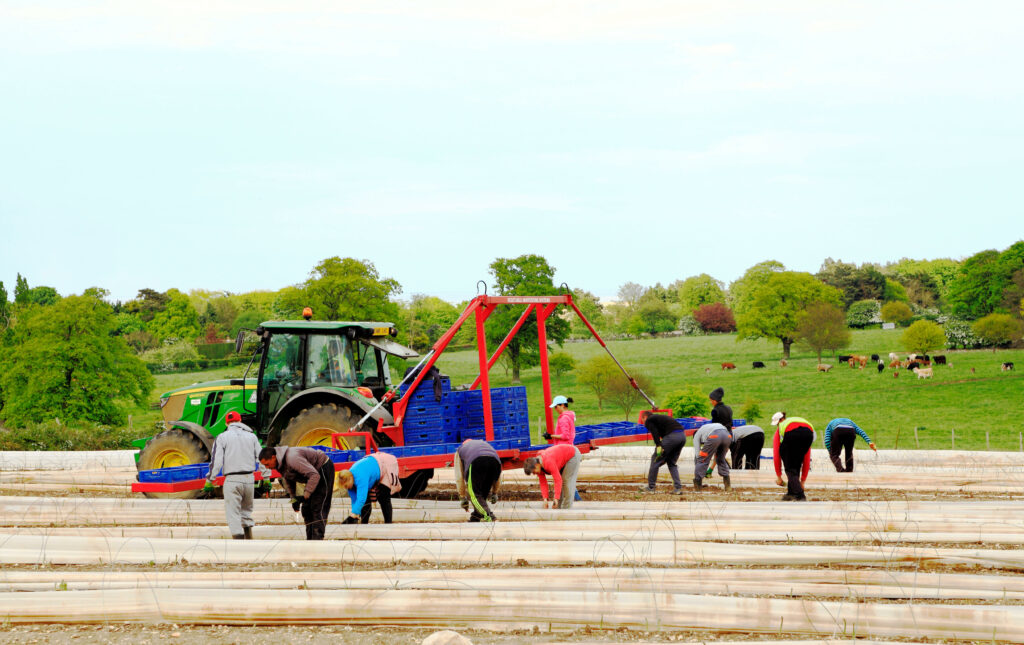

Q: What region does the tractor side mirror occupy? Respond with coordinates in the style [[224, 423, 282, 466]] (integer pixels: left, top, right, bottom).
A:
[[234, 330, 246, 354]]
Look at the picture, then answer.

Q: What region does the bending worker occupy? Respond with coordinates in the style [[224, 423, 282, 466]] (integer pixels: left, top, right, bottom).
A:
[[338, 451, 403, 525], [693, 422, 731, 491], [824, 417, 876, 472], [524, 443, 581, 509], [770, 412, 814, 501], [640, 412, 686, 494], [730, 424, 765, 470], [258, 445, 335, 540], [454, 439, 502, 522], [203, 411, 270, 539]]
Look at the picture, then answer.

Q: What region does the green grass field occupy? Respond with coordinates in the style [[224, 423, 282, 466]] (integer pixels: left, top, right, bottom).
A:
[[139, 329, 1024, 452]]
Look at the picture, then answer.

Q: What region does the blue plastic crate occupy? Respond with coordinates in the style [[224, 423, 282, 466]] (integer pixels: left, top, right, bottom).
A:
[[574, 429, 591, 443], [458, 428, 486, 441], [490, 439, 511, 451], [406, 430, 456, 445], [399, 375, 451, 394], [138, 468, 173, 483], [379, 447, 406, 458], [733, 418, 747, 427], [405, 417, 444, 431]]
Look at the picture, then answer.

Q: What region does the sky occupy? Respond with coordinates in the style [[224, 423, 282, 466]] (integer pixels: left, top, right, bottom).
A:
[[1, 1, 1022, 305]]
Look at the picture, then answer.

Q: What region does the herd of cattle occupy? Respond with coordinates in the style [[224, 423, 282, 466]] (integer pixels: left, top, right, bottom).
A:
[[720, 355, 1015, 377]]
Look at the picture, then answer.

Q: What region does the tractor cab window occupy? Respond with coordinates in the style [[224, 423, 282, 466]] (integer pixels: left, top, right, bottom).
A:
[[307, 335, 356, 388], [261, 333, 304, 418]]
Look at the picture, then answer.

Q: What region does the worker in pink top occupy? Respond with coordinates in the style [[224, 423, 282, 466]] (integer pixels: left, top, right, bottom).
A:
[[543, 395, 575, 445], [523, 443, 581, 509]]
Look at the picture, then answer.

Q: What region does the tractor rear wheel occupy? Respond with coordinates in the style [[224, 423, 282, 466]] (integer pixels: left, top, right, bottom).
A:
[[136, 429, 210, 499], [278, 403, 361, 449]]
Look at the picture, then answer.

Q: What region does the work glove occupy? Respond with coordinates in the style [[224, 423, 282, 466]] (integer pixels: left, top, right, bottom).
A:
[[342, 515, 359, 525], [487, 493, 498, 505], [706, 468, 714, 478], [290, 498, 302, 512], [202, 480, 215, 493], [460, 498, 470, 511], [869, 442, 878, 452], [542, 432, 552, 440]]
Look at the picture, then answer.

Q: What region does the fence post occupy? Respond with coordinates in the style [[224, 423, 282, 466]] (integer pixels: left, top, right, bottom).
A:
[[951, 428, 955, 450], [914, 427, 919, 449], [1019, 432, 1022, 452], [894, 426, 901, 450], [986, 430, 990, 451]]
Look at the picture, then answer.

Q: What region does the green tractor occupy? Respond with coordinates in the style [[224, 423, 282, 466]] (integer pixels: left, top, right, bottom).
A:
[[134, 319, 418, 498]]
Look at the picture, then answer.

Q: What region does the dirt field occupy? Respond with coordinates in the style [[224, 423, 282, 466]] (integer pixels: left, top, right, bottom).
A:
[[2, 449, 1023, 644]]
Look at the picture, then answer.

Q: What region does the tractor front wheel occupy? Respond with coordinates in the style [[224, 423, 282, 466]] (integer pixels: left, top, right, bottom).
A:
[[136, 429, 210, 499]]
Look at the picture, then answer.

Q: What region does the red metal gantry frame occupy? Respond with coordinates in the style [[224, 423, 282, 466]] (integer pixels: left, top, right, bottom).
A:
[[133, 292, 658, 492]]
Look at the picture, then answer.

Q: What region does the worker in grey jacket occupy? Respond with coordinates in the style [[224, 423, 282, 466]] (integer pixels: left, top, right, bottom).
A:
[[203, 411, 270, 539], [692, 422, 731, 491], [730, 425, 765, 470]]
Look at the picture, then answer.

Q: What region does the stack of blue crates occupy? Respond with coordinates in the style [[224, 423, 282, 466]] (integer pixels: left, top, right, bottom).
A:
[[449, 386, 530, 449], [398, 376, 459, 445]]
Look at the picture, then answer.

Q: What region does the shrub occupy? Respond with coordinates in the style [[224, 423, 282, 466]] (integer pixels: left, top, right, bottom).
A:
[[740, 398, 762, 424], [972, 313, 1024, 350], [846, 300, 880, 328], [577, 355, 620, 410], [661, 387, 709, 418], [693, 303, 737, 333], [880, 301, 913, 326], [605, 370, 656, 421], [0, 420, 136, 451], [944, 317, 984, 349], [549, 352, 577, 388], [901, 320, 947, 354], [677, 314, 704, 336]]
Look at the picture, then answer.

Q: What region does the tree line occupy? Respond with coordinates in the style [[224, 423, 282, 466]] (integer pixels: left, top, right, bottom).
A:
[[1, 242, 1022, 430]]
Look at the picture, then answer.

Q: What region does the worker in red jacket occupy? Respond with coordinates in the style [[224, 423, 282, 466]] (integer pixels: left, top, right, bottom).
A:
[[770, 412, 815, 501], [524, 443, 581, 509]]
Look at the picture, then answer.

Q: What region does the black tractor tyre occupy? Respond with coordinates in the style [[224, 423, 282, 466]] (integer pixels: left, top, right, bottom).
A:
[[278, 403, 361, 449], [398, 468, 434, 499], [136, 429, 210, 500]]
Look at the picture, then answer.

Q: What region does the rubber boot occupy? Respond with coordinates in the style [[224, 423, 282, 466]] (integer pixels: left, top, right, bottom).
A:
[[243, 526, 253, 540], [231, 534, 244, 540], [693, 477, 702, 491], [723, 476, 731, 491]]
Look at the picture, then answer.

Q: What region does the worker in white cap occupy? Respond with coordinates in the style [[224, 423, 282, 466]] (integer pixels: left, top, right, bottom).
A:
[[770, 411, 815, 501]]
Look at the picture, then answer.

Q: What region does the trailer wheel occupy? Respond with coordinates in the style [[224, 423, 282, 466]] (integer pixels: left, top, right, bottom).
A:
[[398, 469, 433, 499], [279, 403, 361, 449], [136, 429, 210, 499]]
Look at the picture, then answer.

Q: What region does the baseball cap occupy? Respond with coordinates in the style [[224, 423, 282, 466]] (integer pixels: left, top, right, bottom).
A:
[[770, 411, 785, 426], [549, 395, 569, 408], [225, 411, 242, 424]]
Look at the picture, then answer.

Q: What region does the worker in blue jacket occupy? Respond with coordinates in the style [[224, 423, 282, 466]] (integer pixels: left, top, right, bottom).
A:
[[824, 417, 877, 472], [337, 454, 395, 524]]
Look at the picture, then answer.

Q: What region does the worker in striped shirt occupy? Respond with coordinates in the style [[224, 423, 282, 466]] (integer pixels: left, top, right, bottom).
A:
[[824, 418, 876, 472]]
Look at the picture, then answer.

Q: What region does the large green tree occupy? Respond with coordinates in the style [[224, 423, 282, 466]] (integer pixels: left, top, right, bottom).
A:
[[304, 257, 402, 322], [735, 271, 843, 358], [568, 288, 605, 337], [148, 289, 202, 342], [677, 274, 726, 313], [0, 294, 154, 427], [402, 294, 464, 352], [947, 242, 1024, 318], [901, 320, 946, 355], [972, 313, 1023, 350], [729, 260, 785, 317], [487, 255, 568, 383], [816, 259, 886, 307]]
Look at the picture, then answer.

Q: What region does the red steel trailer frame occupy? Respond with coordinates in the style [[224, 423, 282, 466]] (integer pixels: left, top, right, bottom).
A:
[[132, 292, 659, 493]]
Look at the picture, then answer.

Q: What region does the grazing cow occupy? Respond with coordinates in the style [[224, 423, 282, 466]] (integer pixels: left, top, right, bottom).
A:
[[848, 355, 868, 368], [1003, 362, 1016, 371], [704, 367, 711, 375], [779, 359, 788, 368], [894, 370, 899, 378], [913, 367, 933, 379], [918, 359, 931, 367], [889, 359, 901, 368], [888, 352, 899, 361], [876, 360, 884, 373], [870, 354, 879, 362], [907, 361, 920, 371], [721, 362, 736, 370], [838, 355, 852, 363], [933, 355, 947, 365], [921, 355, 930, 362], [971, 367, 976, 374], [752, 361, 766, 369], [817, 363, 833, 372]]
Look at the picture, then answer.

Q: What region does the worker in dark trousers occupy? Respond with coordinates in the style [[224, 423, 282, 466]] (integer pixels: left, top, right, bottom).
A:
[[692, 422, 731, 491], [259, 446, 334, 540], [770, 412, 814, 501], [730, 425, 765, 470], [640, 412, 686, 494], [454, 439, 502, 522], [824, 418, 877, 472], [337, 452, 402, 525], [203, 411, 270, 539], [709, 387, 733, 435]]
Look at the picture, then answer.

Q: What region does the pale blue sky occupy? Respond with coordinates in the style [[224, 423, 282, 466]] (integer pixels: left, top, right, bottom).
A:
[[1, 2, 1022, 304]]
